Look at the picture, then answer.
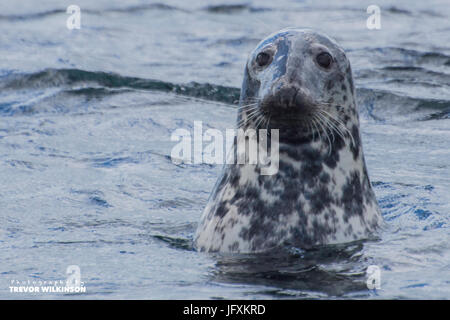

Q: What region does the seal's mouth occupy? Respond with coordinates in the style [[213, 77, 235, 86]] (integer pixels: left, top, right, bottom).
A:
[[238, 90, 354, 150], [259, 85, 318, 128]]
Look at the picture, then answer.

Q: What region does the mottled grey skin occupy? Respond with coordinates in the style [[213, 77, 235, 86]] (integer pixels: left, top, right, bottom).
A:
[[194, 28, 383, 253]]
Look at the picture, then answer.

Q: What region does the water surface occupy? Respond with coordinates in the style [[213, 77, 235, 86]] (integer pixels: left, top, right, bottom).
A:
[[0, 0, 449, 299]]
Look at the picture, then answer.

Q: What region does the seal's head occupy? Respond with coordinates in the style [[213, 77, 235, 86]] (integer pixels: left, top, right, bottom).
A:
[[194, 28, 382, 253], [239, 28, 355, 143]]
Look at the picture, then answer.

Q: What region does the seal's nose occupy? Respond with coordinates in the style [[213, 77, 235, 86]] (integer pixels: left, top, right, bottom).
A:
[[278, 86, 298, 108], [262, 84, 312, 116]]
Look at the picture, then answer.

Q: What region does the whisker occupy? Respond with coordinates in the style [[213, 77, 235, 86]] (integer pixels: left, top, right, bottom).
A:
[[246, 114, 261, 130], [310, 117, 322, 143], [246, 97, 261, 102], [239, 105, 260, 115], [253, 113, 266, 129], [316, 112, 336, 143], [313, 114, 332, 155], [307, 120, 313, 140], [318, 109, 355, 147], [237, 109, 262, 128], [239, 104, 259, 111], [317, 110, 347, 144], [243, 109, 261, 122], [239, 102, 259, 107], [241, 108, 260, 119], [241, 99, 261, 106], [243, 108, 261, 118], [307, 116, 316, 141], [266, 115, 272, 137]]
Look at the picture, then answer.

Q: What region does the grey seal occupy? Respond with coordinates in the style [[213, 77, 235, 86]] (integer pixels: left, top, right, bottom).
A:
[[194, 28, 383, 253]]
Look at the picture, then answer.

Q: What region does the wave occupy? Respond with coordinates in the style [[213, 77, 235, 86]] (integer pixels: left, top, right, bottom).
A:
[[2, 2, 447, 24], [203, 4, 270, 14], [356, 88, 450, 121], [0, 3, 184, 22], [0, 68, 241, 105], [0, 68, 449, 120]]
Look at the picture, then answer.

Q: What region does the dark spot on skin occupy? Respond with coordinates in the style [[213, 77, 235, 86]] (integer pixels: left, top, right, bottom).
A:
[[229, 166, 240, 187], [362, 164, 370, 186], [215, 201, 228, 219], [329, 209, 337, 220], [280, 143, 320, 162], [216, 174, 228, 192], [350, 124, 360, 160], [319, 172, 330, 184], [342, 114, 351, 125], [324, 135, 345, 169], [341, 171, 364, 222], [279, 160, 299, 179], [326, 79, 335, 90], [312, 218, 335, 243], [228, 217, 238, 228], [306, 185, 333, 214], [345, 224, 354, 237], [324, 152, 339, 169], [228, 241, 239, 251], [231, 188, 243, 202], [346, 65, 354, 94], [301, 159, 323, 188]]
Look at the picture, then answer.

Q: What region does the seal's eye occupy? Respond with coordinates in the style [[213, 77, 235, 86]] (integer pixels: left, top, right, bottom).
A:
[[256, 52, 271, 67], [316, 52, 332, 68]]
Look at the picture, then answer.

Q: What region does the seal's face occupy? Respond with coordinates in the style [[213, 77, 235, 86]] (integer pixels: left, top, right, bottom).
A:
[[240, 28, 355, 139]]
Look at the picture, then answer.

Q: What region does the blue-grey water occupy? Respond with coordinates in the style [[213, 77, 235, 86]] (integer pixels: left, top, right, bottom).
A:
[[0, 0, 449, 299]]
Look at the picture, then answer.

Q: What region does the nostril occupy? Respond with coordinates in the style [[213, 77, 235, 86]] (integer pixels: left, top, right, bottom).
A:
[[290, 88, 298, 106], [295, 88, 311, 107], [278, 86, 297, 108], [279, 88, 290, 107]]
